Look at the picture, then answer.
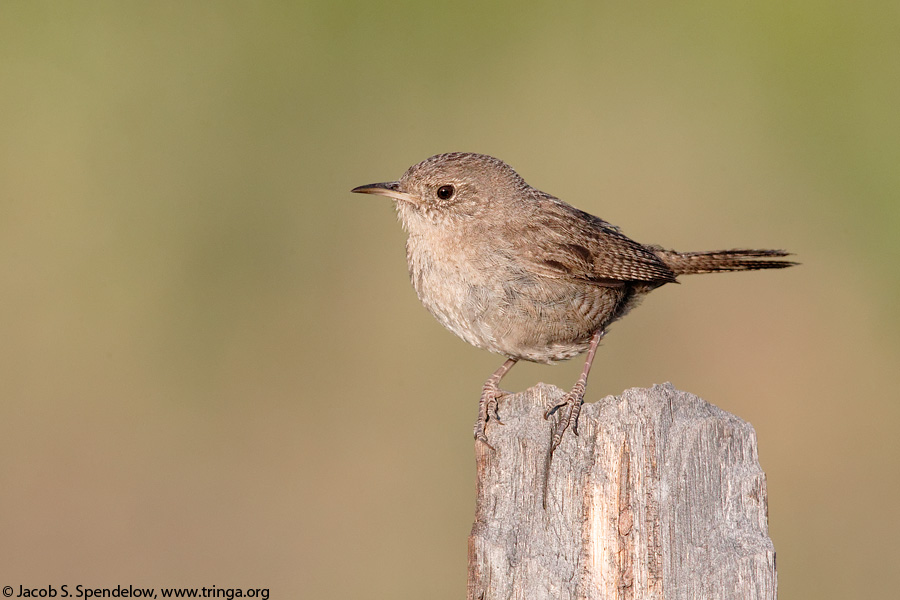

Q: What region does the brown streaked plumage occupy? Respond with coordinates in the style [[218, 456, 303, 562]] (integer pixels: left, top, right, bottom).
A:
[[352, 152, 796, 452]]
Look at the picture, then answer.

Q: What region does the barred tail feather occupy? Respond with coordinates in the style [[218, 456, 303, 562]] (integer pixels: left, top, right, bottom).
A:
[[657, 249, 798, 276]]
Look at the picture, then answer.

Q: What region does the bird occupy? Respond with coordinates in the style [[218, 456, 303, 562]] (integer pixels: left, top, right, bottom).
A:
[[352, 152, 796, 453]]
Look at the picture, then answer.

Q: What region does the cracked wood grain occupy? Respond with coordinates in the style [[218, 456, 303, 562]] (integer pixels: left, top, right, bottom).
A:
[[467, 383, 776, 600]]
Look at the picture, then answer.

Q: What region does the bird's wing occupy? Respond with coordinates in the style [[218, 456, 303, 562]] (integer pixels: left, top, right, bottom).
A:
[[521, 195, 677, 286]]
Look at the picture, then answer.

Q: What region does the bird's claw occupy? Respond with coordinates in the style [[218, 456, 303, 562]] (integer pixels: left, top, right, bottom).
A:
[[545, 381, 586, 454], [486, 391, 505, 425], [474, 429, 495, 451], [474, 380, 508, 447]]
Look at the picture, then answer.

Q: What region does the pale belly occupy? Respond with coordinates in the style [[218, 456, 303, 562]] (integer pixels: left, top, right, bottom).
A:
[[407, 243, 626, 364]]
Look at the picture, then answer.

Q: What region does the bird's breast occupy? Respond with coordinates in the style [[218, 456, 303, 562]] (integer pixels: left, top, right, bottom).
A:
[[404, 230, 616, 363], [406, 231, 497, 351]]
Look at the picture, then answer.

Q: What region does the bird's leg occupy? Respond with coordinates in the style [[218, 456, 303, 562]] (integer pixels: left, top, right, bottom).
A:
[[544, 329, 605, 454], [475, 358, 518, 447]]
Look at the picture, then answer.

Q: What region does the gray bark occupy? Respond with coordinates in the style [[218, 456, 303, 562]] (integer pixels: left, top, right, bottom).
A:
[[467, 383, 775, 600]]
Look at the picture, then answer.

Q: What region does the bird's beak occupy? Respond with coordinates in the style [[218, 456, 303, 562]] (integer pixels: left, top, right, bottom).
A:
[[350, 181, 417, 203]]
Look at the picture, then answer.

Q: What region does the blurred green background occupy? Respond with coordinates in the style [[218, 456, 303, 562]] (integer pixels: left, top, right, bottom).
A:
[[1, 1, 898, 598]]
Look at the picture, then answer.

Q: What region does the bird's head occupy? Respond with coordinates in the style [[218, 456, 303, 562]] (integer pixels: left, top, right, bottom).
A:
[[351, 152, 529, 231]]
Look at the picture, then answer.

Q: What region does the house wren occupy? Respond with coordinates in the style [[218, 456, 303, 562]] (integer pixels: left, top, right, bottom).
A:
[[352, 152, 795, 452]]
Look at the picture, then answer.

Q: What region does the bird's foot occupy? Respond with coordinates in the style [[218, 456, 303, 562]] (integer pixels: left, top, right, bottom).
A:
[[544, 380, 587, 454], [474, 380, 508, 448]]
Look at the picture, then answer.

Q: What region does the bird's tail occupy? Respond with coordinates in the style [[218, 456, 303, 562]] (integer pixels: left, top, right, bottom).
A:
[[656, 248, 798, 276]]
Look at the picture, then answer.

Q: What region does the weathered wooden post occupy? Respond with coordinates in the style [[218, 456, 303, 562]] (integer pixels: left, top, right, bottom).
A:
[[468, 383, 776, 600]]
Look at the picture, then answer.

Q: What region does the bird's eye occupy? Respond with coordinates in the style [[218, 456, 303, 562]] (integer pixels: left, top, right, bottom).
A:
[[436, 185, 455, 200]]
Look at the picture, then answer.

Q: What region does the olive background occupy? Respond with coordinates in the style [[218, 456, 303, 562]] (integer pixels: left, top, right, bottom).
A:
[[1, 2, 898, 598]]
